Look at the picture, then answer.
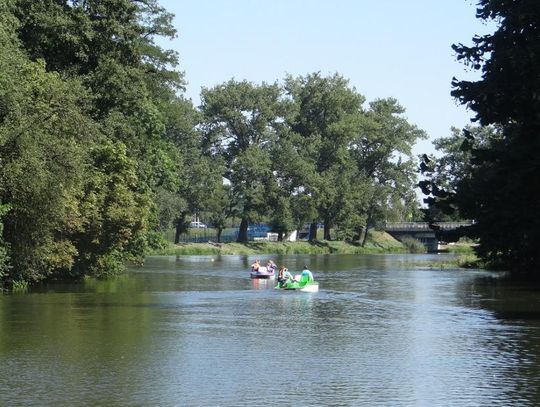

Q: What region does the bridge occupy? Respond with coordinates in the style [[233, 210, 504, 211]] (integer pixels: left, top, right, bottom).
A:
[[384, 222, 473, 252]]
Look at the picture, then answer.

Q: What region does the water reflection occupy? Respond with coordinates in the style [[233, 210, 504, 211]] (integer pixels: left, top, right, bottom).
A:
[[250, 278, 274, 290], [1, 254, 540, 406]]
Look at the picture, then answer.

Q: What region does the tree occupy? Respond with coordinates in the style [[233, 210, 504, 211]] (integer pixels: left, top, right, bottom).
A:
[[71, 141, 153, 278], [206, 182, 232, 243], [0, 18, 96, 283], [349, 98, 425, 245], [424, 0, 540, 272], [284, 73, 364, 240], [159, 97, 222, 244], [13, 0, 180, 84], [1, 0, 191, 285], [419, 125, 500, 222], [13, 0, 185, 193], [200, 80, 283, 242], [268, 196, 295, 241]]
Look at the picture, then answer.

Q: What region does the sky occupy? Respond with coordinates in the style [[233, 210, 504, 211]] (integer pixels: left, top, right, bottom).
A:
[[157, 0, 495, 157]]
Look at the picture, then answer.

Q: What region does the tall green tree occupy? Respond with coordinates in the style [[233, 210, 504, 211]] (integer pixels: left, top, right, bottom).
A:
[[159, 97, 222, 244], [284, 73, 364, 240], [0, 18, 95, 283], [71, 140, 154, 278], [347, 98, 424, 244], [1, 0, 191, 285], [200, 80, 283, 242], [13, 0, 185, 191], [424, 0, 540, 272]]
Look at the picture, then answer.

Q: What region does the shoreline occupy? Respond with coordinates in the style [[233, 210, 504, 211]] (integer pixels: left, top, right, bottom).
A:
[[149, 231, 410, 256], [147, 234, 480, 270], [149, 241, 408, 256]]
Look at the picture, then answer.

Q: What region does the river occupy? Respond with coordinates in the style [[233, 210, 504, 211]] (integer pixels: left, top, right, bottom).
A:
[[1, 253, 540, 406]]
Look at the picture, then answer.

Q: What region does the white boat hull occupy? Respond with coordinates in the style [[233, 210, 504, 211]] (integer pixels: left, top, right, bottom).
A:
[[299, 283, 319, 292]]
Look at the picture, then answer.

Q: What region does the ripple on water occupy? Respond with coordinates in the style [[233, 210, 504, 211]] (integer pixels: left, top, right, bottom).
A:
[[2, 254, 540, 406]]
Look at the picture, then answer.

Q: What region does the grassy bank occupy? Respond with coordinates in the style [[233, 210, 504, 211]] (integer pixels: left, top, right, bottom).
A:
[[420, 254, 480, 269], [150, 230, 408, 256], [150, 233, 490, 271], [420, 243, 485, 269]]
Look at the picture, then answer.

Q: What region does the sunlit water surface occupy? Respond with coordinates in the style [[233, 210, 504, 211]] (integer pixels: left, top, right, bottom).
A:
[[2, 254, 540, 406]]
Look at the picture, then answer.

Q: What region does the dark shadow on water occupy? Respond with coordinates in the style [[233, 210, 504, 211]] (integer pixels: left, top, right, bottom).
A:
[[494, 310, 540, 320]]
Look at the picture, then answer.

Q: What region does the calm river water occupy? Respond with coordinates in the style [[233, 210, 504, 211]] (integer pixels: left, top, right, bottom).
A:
[[1, 253, 540, 406]]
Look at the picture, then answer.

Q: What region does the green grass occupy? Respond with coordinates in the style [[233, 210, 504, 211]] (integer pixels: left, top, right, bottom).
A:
[[418, 253, 484, 270], [150, 231, 492, 272], [150, 230, 409, 256], [11, 280, 29, 293], [444, 244, 477, 254], [400, 237, 427, 254]]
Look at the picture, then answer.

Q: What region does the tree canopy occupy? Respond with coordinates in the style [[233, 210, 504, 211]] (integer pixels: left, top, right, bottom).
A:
[[0, 0, 194, 286], [422, 0, 540, 273], [0, 1, 427, 288], [200, 80, 283, 242]]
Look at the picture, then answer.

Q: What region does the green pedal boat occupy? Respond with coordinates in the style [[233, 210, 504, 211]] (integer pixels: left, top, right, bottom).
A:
[[275, 271, 319, 292]]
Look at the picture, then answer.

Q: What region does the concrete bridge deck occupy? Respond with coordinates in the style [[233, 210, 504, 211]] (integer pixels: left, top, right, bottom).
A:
[[384, 221, 473, 252]]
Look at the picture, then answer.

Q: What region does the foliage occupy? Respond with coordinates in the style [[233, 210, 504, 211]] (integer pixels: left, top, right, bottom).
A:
[[0, 24, 95, 283], [0, 0, 432, 287], [348, 98, 426, 243], [268, 196, 296, 240], [400, 237, 427, 254], [11, 279, 29, 293], [200, 79, 283, 242], [0, 0, 188, 286], [284, 73, 365, 240], [423, 0, 540, 273], [419, 125, 500, 221], [70, 141, 153, 278]]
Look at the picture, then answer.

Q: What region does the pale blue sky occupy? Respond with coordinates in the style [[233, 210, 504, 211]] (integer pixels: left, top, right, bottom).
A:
[[158, 0, 494, 156]]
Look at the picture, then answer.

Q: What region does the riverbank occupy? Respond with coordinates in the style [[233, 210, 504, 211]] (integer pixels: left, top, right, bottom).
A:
[[150, 230, 408, 255], [149, 232, 484, 271]]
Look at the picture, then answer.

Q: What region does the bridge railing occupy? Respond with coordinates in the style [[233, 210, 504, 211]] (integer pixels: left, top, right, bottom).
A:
[[384, 221, 473, 231]]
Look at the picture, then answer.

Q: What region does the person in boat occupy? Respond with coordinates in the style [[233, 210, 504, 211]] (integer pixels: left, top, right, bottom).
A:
[[266, 260, 277, 273], [277, 266, 293, 288], [300, 265, 314, 284], [251, 259, 260, 272]]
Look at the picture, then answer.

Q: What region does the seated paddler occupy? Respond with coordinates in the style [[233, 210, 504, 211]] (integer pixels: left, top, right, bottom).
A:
[[299, 265, 314, 285], [277, 266, 292, 287]]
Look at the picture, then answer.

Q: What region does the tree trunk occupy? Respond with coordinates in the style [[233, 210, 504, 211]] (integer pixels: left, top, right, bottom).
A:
[[174, 212, 189, 244], [361, 211, 374, 247], [323, 217, 331, 240], [361, 224, 370, 247], [237, 217, 249, 243], [356, 225, 364, 242], [278, 231, 283, 241], [309, 222, 318, 242], [174, 221, 182, 244], [217, 228, 223, 243], [361, 207, 375, 247]]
